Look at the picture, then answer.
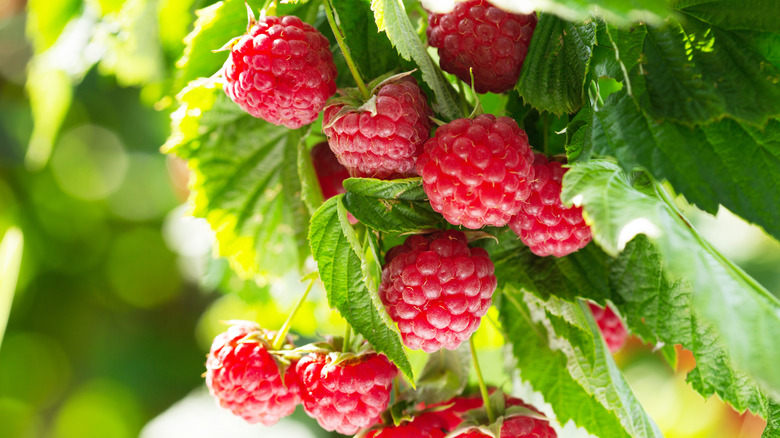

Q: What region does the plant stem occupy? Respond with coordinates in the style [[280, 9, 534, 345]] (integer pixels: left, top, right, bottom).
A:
[[321, 0, 370, 100], [470, 337, 496, 424], [272, 277, 315, 350], [343, 324, 353, 353]]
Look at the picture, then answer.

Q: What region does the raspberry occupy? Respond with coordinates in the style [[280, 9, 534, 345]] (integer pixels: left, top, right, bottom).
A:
[[222, 15, 337, 129], [453, 397, 557, 438], [311, 142, 350, 200], [379, 230, 497, 352], [366, 412, 450, 438], [589, 303, 628, 353], [323, 76, 433, 179], [205, 322, 300, 425], [416, 115, 535, 229], [426, 0, 536, 93], [508, 153, 592, 257], [295, 352, 398, 435]]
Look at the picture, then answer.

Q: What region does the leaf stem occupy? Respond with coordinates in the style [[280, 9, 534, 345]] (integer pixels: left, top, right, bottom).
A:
[[272, 276, 316, 350], [470, 337, 496, 424], [653, 182, 778, 301], [322, 0, 370, 100], [343, 323, 353, 353]]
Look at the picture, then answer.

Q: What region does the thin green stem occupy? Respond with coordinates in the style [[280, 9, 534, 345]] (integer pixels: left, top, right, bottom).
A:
[[653, 182, 777, 300], [322, 0, 370, 100], [470, 337, 496, 424], [457, 80, 469, 118], [343, 324, 353, 353], [272, 277, 315, 350], [260, 0, 277, 14]]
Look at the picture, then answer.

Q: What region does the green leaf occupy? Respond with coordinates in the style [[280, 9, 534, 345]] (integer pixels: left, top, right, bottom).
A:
[[414, 346, 471, 405], [163, 81, 303, 277], [640, 21, 780, 126], [672, 0, 780, 32], [484, 228, 610, 303], [612, 236, 767, 414], [591, 88, 780, 244], [342, 178, 441, 233], [492, 0, 672, 26], [500, 288, 657, 438], [370, 0, 461, 120], [516, 14, 597, 115], [332, 0, 403, 81], [308, 197, 413, 381], [764, 400, 780, 438], [562, 159, 780, 401], [343, 177, 427, 201], [281, 129, 312, 269]]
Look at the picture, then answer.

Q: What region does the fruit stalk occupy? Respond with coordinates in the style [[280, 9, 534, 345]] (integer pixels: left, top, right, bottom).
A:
[[470, 336, 496, 424], [272, 276, 316, 351], [321, 0, 370, 99]]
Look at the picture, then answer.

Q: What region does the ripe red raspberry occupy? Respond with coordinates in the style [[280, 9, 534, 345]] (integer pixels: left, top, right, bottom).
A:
[[311, 142, 350, 199], [452, 397, 557, 438], [508, 153, 592, 257], [416, 115, 535, 229], [366, 412, 450, 438], [589, 303, 628, 353], [205, 322, 300, 425], [379, 230, 497, 352], [427, 0, 536, 93], [323, 76, 433, 179], [295, 352, 398, 435], [222, 15, 337, 129]]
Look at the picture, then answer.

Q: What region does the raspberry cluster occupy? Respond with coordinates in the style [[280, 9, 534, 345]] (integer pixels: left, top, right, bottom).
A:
[[508, 153, 592, 257], [589, 303, 628, 353], [452, 397, 557, 438], [379, 230, 497, 352], [427, 0, 537, 93], [323, 76, 433, 179], [222, 15, 337, 128], [296, 352, 398, 435], [205, 322, 299, 426], [417, 115, 535, 229], [366, 411, 450, 438]]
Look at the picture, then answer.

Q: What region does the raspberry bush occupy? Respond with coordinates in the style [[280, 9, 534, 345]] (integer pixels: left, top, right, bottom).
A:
[[157, 0, 780, 436]]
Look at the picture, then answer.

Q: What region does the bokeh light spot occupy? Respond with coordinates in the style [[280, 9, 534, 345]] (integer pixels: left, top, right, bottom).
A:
[[106, 227, 182, 308], [51, 124, 128, 200], [0, 332, 70, 407], [51, 379, 143, 438]]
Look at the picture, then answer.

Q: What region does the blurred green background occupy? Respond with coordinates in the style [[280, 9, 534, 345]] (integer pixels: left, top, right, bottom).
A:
[[0, 1, 778, 437]]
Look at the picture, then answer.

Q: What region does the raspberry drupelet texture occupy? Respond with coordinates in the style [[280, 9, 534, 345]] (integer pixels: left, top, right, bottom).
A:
[[295, 352, 398, 435], [589, 303, 628, 353], [426, 0, 537, 93], [379, 230, 498, 353], [311, 142, 350, 200], [453, 397, 557, 438], [416, 115, 535, 229], [508, 153, 592, 257], [222, 15, 337, 129], [205, 322, 300, 425], [366, 412, 450, 438], [323, 76, 433, 179]]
